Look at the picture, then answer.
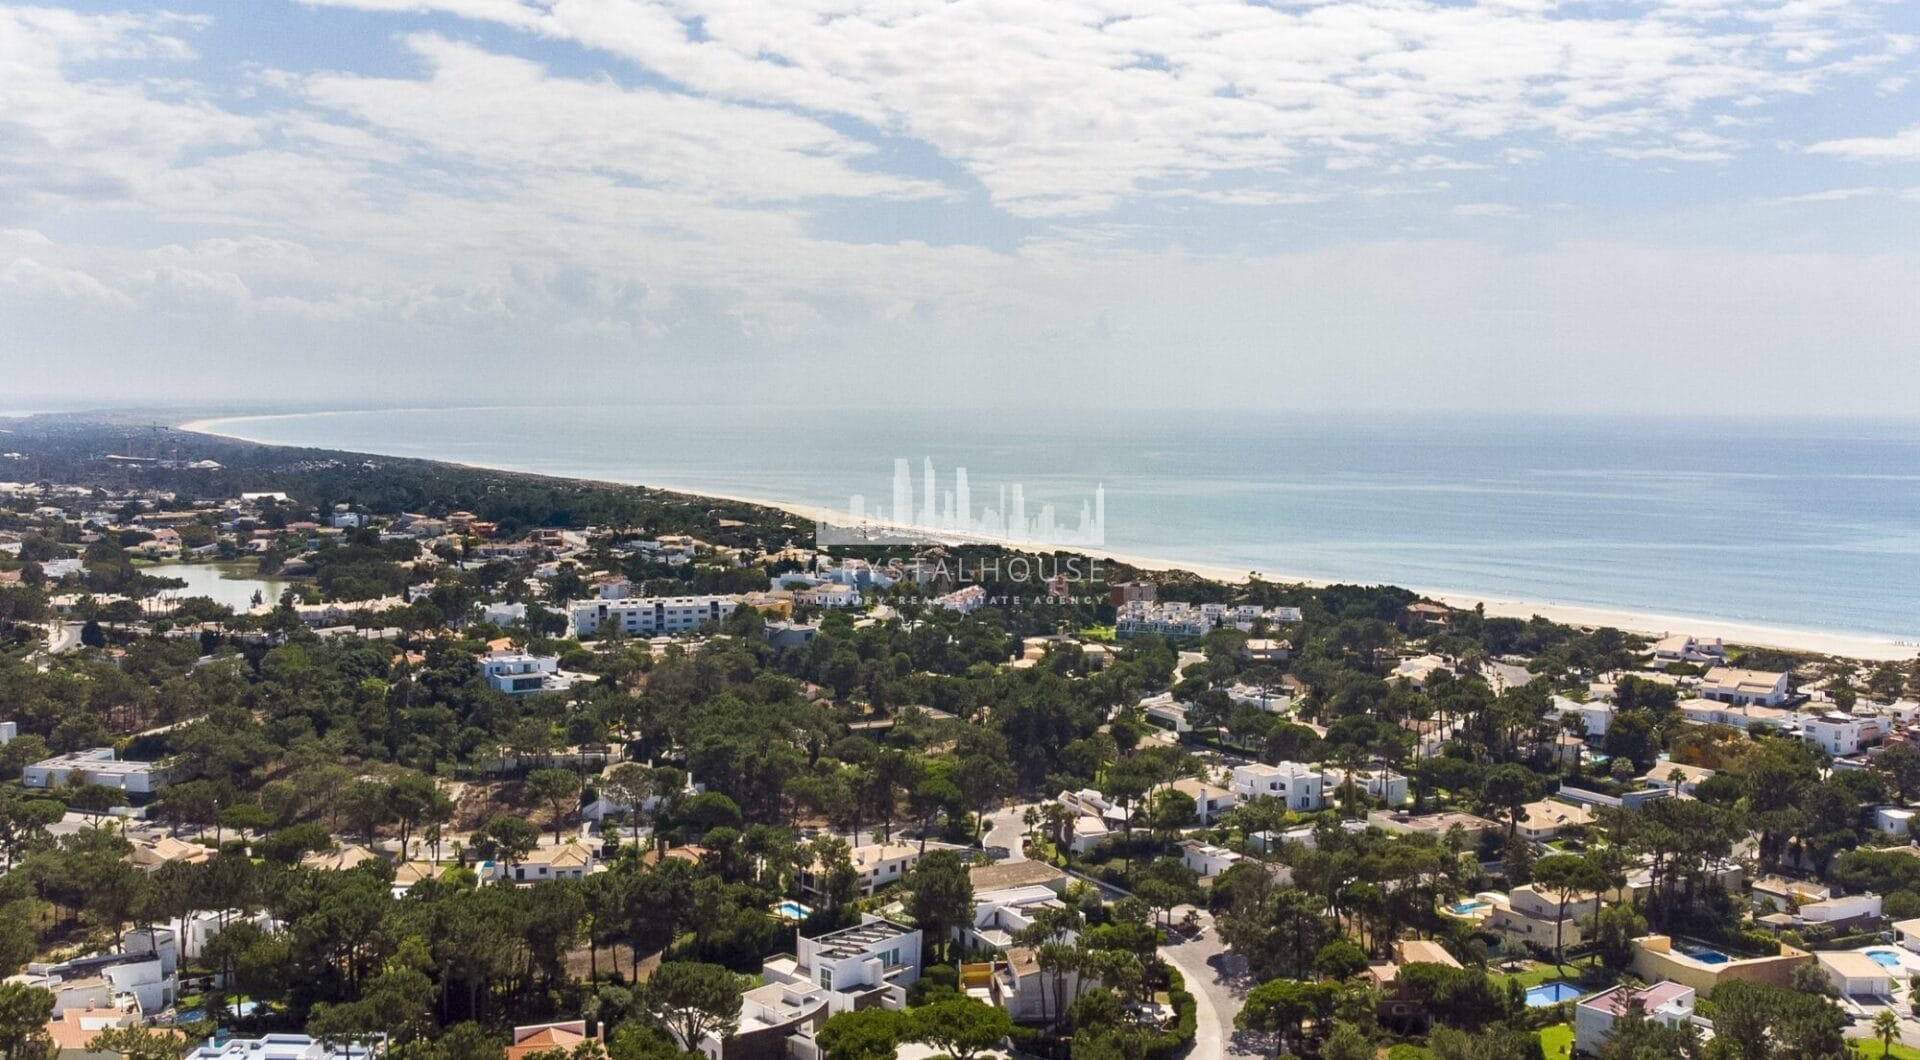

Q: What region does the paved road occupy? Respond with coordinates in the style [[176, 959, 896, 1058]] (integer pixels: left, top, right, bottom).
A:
[[1159, 908, 1262, 1058], [982, 802, 1039, 863], [46, 621, 82, 654]]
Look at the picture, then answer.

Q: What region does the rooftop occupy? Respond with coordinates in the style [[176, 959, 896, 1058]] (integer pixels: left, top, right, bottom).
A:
[[806, 917, 916, 961]]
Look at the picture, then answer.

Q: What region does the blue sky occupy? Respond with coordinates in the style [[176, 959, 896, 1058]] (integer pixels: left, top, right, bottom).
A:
[[3, 0, 1919, 412]]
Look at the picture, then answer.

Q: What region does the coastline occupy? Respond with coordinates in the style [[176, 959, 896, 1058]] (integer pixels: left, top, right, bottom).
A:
[[177, 415, 1919, 663]]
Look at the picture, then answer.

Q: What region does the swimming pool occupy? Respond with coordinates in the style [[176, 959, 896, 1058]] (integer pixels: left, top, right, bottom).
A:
[[1525, 982, 1584, 1006], [772, 899, 813, 921], [1866, 949, 1903, 969], [1449, 900, 1490, 915], [1685, 949, 1731, 965]]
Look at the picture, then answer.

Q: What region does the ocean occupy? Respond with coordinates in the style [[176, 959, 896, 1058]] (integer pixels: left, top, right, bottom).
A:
[[194, 406, 1920, 642]]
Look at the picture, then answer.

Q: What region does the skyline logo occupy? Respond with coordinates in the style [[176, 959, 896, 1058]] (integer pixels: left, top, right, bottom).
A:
[[815, 458, 1106, 548]]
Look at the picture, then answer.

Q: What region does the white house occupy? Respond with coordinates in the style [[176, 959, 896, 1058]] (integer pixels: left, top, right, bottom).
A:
[[1698, 666, 1791, 707], [570, 595, 738, 636], [1877, 806, 1914, 837], [481, 602, 528, 626], [185, 1035, 378, 1060], [1801, 712, 1879, 756], [800, 842, 922, 897], [795, 585, 862, 609], [22, 748, 184, 795], [1652, 635, 1726, 666], [765, 916, 920, 1014], [509, 843, 595, 883], [965, 885, 1072, 951], [1637, 762, 1716, 796], [1168, 776, 1239, 824], [1552, 695, 1614, 738], [1794, 893, 1882, 924], [1574, 983, 1698, 1057], [480, 651, 562, 695], [1229, 762, 1325, 811], [1321, 767, 1410, 807], [1817, 951, 1892, 997], [1893, 917, 1920, 955], [934, 586, 987, 613], [1180, 840, 1242, 879]]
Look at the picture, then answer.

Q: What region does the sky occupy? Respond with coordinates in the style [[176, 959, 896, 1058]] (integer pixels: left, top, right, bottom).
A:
[[2, 0, 1919, 414]]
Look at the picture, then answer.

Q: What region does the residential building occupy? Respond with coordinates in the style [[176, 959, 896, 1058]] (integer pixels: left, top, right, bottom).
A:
[[1638, 762, 1716, 796], [1651, 634, 1727, 666], [506, 1023, 592, 1060], [45, 1003, 179, 1060], [1893, 917, 1920, 955], [184, 1034, 378, 1060], [1229, 762, 1325, 811], [1817, 951, 1892, 997], [1240, 638, 1290, 663], [480, 651, 562, 695], [1698, 666, 1791, 707], [965, 885, 1072, 951], [1485, 885, 1598, 950], [509, 843, 595, 883], [1552, 695, 1614, 738], [1368, 939, 1463, 1031], [570, 595, 738, 636], [1515, 799, 1594, 842], [1168, 776, 1238, 824], [1574, 983, 1699, 1057], [800, 842, 921, 898], [1877, 806, 1914, 836], [1322, 767, 1410, 807], [1180, 840, 1242, 879], [988, 946, 1091, 1023], [1801, 712, 1880, 756], [933, 585, 986, 613], [1368, 810, 1499, 841], [762, 916, 920, 1014], [794, 585, 861, 609], [22, 748, 186, 795]]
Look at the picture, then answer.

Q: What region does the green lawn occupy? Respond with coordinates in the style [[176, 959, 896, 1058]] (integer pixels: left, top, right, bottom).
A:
[[1538, 1024, 1574, 1058], [1385, 1045, 1431, 1060], [1491, 960, 1585, 990], [1851, 1041, 1920, 1060]]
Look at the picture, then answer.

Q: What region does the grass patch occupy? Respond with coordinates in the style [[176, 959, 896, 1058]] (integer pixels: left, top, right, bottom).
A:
[[1850, 1042, 1920, 1060], [1386, 1045, 1432, 1060], [1538, 1023, 1574, 1058]]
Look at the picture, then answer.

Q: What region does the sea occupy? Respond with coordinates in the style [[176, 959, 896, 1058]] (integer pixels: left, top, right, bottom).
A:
[[193, 406, 1920, 643]]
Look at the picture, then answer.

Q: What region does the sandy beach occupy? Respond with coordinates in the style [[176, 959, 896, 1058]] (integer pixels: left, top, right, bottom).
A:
[[178, 417, 1918, 663]]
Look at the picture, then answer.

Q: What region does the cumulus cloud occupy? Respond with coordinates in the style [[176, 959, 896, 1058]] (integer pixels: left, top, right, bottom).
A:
[[1807, 124, 1920, 161]]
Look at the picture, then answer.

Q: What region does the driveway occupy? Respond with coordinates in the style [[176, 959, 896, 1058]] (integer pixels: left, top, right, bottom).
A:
[[982, 802, 1038, 863], [1159, 908, 1263, 1058]]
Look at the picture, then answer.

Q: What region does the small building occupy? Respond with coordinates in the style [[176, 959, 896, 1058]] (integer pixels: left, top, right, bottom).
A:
[[1817, 951, 1892, 997], [1651, 635, 1726, 666], [1877, 806, 1915, 837], [184, 1034, 378, 1060], [1893, 917, 1920, 955], [1323, 767, 1410, 807], [1574, 983, 1698, 1057], [1180, 840, 1242, 879], [1515, 799, 1595, 842], [1167, 776, 1238, 824]]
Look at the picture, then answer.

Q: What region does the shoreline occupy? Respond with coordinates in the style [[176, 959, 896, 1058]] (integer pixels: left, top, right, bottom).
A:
[[177, 415, 1919, 663]]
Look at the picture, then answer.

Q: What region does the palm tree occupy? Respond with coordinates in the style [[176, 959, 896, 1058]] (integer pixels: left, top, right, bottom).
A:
[[1875, 1009, 1899, 1057]]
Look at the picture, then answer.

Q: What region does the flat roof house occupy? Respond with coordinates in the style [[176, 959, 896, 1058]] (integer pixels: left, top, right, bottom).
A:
[[1817, 951, 1892, 997], [22, 748, 186, 796]]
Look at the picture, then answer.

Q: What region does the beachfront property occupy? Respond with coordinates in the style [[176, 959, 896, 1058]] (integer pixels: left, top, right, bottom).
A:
[[569, 595, 738, 636], [1114, 599, 1301, 639], [1651, 634, 1727, 666], [1800, 711, 1881, 755], [1697, 666, 1791, 707], [1229, 761, 1325, 811], [1574, 983, 1701, 1057], [21, 747, 188, 796]]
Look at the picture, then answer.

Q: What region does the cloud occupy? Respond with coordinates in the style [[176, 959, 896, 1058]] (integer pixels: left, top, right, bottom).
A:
[[301, 0, 1909, 217], [1452, 202, 1522, 218], [1806, 125, 1920, 161]]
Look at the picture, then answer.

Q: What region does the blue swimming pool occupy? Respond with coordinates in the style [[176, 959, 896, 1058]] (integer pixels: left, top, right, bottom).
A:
[[1525, 982, 1584, 1007], [1866, 949, 1903, 969], [1449, 900, 1490, 915], [772, 899, 813, 921], [1685, 949, 1731, 965]]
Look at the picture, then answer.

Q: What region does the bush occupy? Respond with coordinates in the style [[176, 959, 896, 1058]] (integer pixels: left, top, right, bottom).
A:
[[1142, 964, 1198, 1060]]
